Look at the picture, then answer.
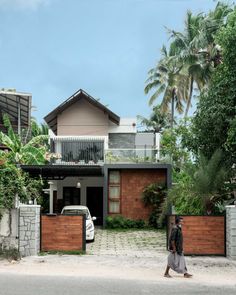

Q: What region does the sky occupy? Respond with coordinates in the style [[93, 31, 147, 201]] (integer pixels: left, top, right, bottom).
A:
[[0, 0, 217, 125]]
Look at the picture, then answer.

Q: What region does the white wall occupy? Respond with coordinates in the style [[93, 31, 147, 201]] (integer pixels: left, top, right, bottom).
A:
[[108, 118, 136, 134]]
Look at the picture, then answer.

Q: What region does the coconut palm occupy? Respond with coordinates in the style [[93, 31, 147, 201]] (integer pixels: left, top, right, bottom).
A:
[[137, 105, 172, 134], [169, 4, 232, 117], [145, 45, 190, 128], [168, 11, 213, 117], [0, 114, 48, 165]]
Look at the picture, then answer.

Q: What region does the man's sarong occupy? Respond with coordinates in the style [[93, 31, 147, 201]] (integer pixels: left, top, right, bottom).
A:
[[167, 252, 187, 274]]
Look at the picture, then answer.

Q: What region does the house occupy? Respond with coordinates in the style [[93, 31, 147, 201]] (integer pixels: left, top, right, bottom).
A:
[[22, 89, 171, 226]]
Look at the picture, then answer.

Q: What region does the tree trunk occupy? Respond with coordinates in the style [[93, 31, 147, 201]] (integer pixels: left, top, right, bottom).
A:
[[184, 76, 194, 118], [171, 91, 175, 130]]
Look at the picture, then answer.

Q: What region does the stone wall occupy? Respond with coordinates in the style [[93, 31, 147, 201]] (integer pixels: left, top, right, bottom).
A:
[[0, 209, 18, 250], [19, 205, 40, 257], [108, 133, 135, 148], [226, 205, 236, 260]]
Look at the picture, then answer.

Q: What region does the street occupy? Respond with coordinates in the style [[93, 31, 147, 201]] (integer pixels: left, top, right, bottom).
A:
[[0, 273, 235, 295]]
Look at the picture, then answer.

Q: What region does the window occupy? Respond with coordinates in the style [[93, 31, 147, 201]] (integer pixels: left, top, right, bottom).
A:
[[108, 171, 121, 213]]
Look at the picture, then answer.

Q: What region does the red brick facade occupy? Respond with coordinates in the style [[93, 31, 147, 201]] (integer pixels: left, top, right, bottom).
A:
[[168, 216, 225, 255], [41, 215, 85, 251], [117, 169, 167, 221]]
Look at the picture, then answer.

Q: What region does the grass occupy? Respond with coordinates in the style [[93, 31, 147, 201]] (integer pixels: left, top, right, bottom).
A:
[[105, 227, 165, 232], [0, 247, 21, 261], [39, 250, 86, 256]]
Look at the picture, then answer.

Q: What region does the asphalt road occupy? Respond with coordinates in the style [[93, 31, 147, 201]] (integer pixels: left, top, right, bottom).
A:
[[0, 273, 235, 295]]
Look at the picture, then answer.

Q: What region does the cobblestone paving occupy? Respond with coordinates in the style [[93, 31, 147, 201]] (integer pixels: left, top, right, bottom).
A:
[[86, 228, 167, 257]]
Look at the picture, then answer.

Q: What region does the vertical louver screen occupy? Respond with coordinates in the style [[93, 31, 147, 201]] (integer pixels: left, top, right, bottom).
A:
[[61, 140, 104, 163]]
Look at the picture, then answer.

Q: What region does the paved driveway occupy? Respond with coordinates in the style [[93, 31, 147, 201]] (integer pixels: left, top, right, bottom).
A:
[[86, 228, 166, 257]]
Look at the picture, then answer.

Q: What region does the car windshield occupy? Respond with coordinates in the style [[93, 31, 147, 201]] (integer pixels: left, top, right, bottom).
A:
[[63, 209, 90, 220]]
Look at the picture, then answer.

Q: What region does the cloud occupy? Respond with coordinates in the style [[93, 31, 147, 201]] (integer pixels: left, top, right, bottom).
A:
[[0, 0, 50, 10]]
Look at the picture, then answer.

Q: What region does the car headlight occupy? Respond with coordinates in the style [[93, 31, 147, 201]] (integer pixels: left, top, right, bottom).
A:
[[86, 224, 93, 230]]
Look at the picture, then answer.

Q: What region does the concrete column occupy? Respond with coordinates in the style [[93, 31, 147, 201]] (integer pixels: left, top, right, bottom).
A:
[[49, 181, 54, 214], [19, 205, 41, 257], [226, 205, 236, 260], [155, 133, 161, 161]]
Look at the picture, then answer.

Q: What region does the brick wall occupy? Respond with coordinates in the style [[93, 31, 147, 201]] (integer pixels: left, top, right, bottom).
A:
[[168, 215, 225, 255], [41, 215, 85, 251], [119, 169, 166, 221]]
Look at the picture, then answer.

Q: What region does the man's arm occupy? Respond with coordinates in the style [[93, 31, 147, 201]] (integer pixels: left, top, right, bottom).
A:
[[170, 228, 177, 253]]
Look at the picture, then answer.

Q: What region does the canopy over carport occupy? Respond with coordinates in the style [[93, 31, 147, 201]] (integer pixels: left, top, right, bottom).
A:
[[21, 164, 104, 180], [0, 88, 31, 135]]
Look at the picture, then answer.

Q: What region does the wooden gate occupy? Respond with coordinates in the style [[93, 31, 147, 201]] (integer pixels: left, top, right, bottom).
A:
[[41, 214, 86, 252], [167, 215, 226, 256]]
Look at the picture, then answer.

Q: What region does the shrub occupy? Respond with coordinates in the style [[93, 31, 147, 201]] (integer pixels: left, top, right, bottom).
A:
[[105, 215, 145, 229], [142, 183, 167, 228], [0, 247, 21, 261]]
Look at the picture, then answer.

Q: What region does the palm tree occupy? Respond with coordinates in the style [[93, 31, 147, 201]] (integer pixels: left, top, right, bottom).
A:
[[137, 105, 172, 134], [193, 149, 228, 213], [0, 114, 48, 165], [168, 11, 212, 117], [169, 4, 232, 117], [145, 45, 190, 128]]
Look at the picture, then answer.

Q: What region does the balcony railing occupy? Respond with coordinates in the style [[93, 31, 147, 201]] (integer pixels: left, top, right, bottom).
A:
[[51, 148, 170, 165], [104, 148, 170, 164]]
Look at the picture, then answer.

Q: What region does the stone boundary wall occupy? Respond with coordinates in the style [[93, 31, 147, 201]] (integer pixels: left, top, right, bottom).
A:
[[0, 209, 18, 250], [167, 215, 225, 255], [41, 215, 86, 252], [226, 206, 236, 260], [19, 205, 41, 257]]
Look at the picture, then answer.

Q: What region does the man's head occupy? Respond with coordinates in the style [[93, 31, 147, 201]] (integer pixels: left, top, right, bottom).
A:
[[175, 216, 183, 225]]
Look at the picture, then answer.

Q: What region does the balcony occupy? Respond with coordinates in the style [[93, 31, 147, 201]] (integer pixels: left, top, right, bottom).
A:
[[50, 137, 105, 165], [49, 136, 170, 165]]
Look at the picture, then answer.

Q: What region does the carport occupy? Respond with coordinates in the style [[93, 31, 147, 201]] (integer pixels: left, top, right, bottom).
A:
[[21, 164, 105, 225]]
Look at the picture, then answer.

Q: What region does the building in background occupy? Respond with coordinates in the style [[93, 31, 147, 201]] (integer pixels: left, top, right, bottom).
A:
[[22, 89, 171, 226]]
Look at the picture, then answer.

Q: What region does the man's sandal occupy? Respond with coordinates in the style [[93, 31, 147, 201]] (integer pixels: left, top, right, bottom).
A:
[[184, 273, 193, 278]]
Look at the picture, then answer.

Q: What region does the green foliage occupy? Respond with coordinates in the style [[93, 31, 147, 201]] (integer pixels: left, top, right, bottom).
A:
[[137, 105, 172, 133], [0, 114, 49, 165], [39, 250, 85, 256], [160, 121, 192, 170], [169, 167, 204, 215], [168, 150, 231, 215], [0, 247, 21, 261], [105, 215, 145, 229], [0, 163, 43, 211], [142, 183, 166, 228], [192, 8, 236, 169]]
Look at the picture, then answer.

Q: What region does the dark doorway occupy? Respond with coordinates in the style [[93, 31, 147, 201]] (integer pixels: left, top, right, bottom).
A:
[[86, 187, 103, 225], [63, 187, 81, 206]]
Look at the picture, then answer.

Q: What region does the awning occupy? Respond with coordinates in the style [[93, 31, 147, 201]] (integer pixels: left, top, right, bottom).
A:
[[21, 164, 104, 180], [0, 89, 31, 133]]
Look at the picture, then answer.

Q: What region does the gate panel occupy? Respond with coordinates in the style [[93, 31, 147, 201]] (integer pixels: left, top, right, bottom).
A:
[[41, 215, 86, 252], [167, 215, 225, 256]]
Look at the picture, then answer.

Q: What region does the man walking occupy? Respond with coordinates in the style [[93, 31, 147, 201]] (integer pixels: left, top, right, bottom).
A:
[[164, 216, 192, 278]]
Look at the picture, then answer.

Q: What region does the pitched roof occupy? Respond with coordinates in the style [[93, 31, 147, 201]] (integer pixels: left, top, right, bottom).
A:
[[44, 89, 120, 134]]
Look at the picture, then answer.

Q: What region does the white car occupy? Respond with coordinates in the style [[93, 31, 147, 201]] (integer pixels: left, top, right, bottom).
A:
[[61, 205, 96, 242]]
